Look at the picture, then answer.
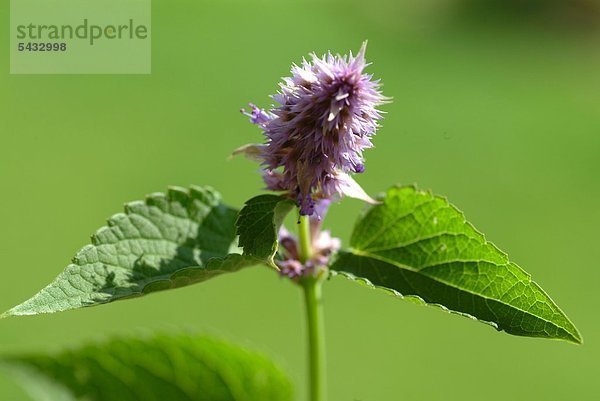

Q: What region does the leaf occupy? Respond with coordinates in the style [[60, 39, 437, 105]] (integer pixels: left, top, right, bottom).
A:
[[3, 186, 285, 317], [236, 194, 294, 267], [330, 186, 582, 343], [0, 333, 293, 401]]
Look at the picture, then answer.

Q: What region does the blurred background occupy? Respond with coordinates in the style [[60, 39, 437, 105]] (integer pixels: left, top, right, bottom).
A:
[[1, 0, 599, 399]]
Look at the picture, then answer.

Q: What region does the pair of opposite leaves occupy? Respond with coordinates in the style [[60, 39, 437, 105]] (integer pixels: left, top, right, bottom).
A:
[[2, 184, 581, 344]]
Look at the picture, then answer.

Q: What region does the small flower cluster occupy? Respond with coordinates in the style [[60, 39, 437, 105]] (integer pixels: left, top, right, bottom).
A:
[[240, 42, 386, 215], [276, 201, 340, 279]]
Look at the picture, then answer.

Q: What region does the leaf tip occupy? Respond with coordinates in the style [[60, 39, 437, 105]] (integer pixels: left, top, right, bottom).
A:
[[569, 329, 584, 345], [548, 330, 583, 345]]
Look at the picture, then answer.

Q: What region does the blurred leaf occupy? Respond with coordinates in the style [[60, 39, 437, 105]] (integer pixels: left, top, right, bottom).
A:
[[331, 186, 582, 343], [236, 194, 294, 267], [3, 186, 278, 317], [0, 333, 293, 401]]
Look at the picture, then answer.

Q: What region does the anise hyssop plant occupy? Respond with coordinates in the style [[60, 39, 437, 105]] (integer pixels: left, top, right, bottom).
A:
[[3, 43, 581, 401]]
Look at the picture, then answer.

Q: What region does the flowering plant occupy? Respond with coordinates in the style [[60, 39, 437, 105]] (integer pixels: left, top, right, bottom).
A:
[[2, 44, 581, 401]]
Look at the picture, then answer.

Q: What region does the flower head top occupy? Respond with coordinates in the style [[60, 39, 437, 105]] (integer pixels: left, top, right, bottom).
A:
[[241, 42, 387, 215]]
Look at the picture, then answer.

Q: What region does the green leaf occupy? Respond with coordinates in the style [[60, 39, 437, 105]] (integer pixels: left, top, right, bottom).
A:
[[331, 186, 582, 343], [3, 186, 283, 317], [0, 333, 293, 401], [236, 194, 294, 267]]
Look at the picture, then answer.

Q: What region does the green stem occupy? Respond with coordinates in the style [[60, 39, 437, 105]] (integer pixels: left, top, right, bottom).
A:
[[302, 278, 326, 401], [298, 215, 312, 263], [298, 213, 326, 401]]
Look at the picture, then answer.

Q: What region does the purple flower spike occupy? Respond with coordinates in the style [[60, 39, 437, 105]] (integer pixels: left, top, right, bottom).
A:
[[242, 42, 387, 215]]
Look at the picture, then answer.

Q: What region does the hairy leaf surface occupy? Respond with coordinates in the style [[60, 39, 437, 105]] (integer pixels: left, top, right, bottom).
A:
[[331, 186, 581, 343], [1, 333, 293, 401], [3, 186, 288, 317]]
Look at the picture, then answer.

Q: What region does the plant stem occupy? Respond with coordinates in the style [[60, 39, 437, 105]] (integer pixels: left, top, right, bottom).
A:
[[298, 213, 326, 401], [298, 215, 312, 263], [302, 278, 326, 401]]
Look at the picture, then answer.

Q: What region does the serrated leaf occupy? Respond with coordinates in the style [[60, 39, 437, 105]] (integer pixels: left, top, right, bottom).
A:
[[236, 195, 294, 267], [3, 186, 282, 317], [331, 186, 582, 343], [0, 333, 293, 401]]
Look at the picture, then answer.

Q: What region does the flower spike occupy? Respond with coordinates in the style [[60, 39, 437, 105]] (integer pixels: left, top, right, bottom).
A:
[[240, 42, 387, 215]]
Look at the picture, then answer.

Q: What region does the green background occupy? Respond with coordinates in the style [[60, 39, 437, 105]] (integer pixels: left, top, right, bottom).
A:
[[1, 0, 598, 399]]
